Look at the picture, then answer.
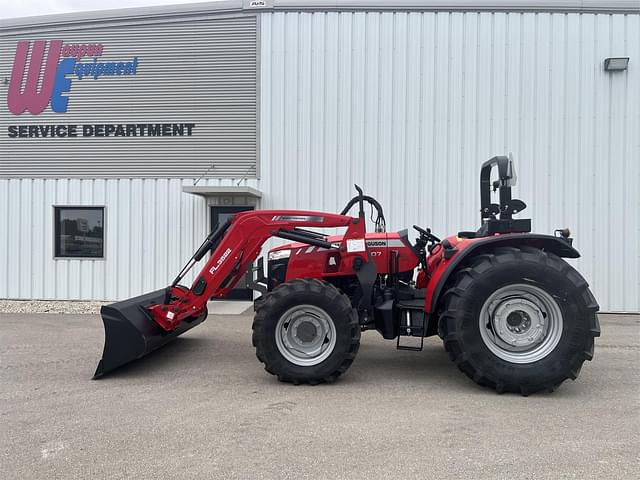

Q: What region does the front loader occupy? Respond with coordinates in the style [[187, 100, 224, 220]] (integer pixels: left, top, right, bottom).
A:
[[95, 156, 600, 395]]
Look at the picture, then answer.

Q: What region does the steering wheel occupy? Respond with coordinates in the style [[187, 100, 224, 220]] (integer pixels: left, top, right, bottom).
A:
[[413, 225, 441, 243]]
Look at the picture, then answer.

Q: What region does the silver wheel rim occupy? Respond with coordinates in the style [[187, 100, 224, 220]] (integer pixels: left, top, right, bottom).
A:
[[275, 305, 337, 366], [479, 284, 563, 364]]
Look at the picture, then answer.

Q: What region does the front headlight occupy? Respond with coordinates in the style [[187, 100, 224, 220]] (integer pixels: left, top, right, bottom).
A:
[[268, 249, 291, 261]]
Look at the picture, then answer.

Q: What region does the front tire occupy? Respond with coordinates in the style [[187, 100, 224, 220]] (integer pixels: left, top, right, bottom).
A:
[[252, 279, 360, 384], [439, 246, 600, 395]]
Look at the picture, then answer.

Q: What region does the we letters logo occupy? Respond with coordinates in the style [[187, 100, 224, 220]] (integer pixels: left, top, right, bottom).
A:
[[7, 39, 139, 115]]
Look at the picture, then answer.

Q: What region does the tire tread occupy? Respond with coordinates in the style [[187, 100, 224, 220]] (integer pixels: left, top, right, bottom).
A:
[[439, 247, 599, 395], [252, 279, 360, 385]]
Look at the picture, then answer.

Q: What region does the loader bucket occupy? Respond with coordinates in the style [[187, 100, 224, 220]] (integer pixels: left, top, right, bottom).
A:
[[94, 288, 207, 378]]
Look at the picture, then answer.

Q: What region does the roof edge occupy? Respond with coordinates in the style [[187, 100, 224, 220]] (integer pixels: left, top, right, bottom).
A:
[[1, 1, 638, 31]]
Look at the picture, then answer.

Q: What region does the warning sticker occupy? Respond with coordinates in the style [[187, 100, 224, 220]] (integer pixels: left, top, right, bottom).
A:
[[346, 238, 366, 253]]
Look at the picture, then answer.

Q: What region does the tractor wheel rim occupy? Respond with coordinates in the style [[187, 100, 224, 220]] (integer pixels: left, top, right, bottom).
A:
[[479, 284, 563, 364], [275, 304, 337, 366]]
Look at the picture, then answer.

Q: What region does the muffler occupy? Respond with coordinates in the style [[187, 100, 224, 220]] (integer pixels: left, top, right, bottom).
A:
[[94, 288, 207, 378]]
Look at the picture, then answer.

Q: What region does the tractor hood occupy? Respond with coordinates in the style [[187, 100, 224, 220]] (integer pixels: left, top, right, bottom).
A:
[[266, 231, 420, 290], [268, 231, 404, 254]]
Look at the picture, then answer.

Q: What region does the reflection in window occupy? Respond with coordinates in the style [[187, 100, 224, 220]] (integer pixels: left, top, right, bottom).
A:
[[54, 207, 104, 258]]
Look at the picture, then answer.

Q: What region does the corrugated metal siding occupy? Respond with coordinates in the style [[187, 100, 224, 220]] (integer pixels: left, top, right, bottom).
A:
[[0, 15, 257, 178], [0, 177, 260, 300], [0, 9, 638, 313], [259, 11, 640, 312]]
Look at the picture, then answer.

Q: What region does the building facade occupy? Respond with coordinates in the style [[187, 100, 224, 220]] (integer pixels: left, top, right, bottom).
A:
[[0, 1, 638, 311]]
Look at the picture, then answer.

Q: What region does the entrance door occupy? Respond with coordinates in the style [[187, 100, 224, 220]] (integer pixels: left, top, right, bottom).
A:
[[210, 205, 254, 300]]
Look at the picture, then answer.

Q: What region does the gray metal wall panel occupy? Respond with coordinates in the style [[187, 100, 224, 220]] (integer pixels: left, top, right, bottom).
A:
[[258, 11, 640, 312], [0, 15, 257, 178]]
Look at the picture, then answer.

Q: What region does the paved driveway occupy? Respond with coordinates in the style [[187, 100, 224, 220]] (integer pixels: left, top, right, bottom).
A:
[[1, 312, 638, 479]]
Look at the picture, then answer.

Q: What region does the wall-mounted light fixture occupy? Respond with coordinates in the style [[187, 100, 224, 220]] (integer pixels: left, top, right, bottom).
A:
[[604, 57, 629, 72]]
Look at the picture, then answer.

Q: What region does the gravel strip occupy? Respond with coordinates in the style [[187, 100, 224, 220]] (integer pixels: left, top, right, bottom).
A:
[[0, 299, 108, 314]]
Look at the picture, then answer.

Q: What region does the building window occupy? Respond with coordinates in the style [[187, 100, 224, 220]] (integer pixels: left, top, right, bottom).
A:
[[54, 207, 105, 258]]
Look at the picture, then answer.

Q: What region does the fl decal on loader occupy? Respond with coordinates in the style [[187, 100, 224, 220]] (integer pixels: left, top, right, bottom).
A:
[[95, 157, 600, 395]]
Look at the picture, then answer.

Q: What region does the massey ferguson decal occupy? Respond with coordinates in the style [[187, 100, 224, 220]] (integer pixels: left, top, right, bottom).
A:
[[5, 39, 196, 138], [7, 40, 138, 115]]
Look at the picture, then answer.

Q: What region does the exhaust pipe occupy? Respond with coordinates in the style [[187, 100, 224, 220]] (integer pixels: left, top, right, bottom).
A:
[[94, 288, 207, 378]]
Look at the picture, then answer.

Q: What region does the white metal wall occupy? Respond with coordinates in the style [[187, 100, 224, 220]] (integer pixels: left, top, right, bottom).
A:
[[0, 10, 638, 312], [0, 177, 258, 301], [258, 11, 640, 312]]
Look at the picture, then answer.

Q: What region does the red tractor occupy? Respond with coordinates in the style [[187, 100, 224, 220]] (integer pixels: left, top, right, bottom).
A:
[[96, 157, 599, 395]]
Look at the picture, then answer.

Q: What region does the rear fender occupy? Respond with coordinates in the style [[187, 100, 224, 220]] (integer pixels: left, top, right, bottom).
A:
[[425, 234, 580, 313]]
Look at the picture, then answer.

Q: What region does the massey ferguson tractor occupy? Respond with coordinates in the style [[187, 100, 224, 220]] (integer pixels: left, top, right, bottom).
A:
[[95, 156, 600, 395]]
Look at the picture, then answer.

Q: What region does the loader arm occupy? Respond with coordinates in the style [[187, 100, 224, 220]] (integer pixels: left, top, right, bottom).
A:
[[95, 208, 370, 378], [147, 210, 368, 331]]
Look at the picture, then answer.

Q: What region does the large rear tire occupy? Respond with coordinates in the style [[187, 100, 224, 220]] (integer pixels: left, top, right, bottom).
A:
[[439, 246, 600, 395], [252, 279, 360, 384]]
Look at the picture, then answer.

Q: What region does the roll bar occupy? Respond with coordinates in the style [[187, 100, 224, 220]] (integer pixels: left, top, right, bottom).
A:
[[480, 155, 517, 221], [477, 155, 531, 236]]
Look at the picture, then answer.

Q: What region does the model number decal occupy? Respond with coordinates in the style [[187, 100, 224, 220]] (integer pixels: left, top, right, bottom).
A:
[[209, 247, 232, 274]]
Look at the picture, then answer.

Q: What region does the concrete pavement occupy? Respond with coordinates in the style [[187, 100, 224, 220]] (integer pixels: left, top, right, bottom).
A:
[[1, 312, 638, 479]]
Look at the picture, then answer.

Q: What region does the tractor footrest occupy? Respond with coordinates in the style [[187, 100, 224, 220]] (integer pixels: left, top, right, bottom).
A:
[[397, 334, 425, 351], [396, 306, 426, 351], [398, 325, 425, 336]]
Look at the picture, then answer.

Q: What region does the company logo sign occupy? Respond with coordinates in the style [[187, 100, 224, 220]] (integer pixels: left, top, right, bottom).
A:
[[7, 39, 139, 115]]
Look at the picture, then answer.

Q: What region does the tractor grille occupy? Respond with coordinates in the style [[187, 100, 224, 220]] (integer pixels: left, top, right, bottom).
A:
[[267, 259, 289, 290]]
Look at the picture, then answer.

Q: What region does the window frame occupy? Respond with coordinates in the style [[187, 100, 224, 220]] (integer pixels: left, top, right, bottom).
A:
[[53, 205, 106, 260]]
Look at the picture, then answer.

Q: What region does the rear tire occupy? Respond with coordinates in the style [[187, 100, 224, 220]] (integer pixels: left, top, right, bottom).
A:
[[252, 279, 360, 384], [439, 246, 600, 395]]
